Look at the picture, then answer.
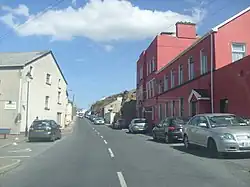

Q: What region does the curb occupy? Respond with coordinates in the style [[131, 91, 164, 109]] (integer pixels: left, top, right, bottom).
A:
[[0, 159, 21, 175]]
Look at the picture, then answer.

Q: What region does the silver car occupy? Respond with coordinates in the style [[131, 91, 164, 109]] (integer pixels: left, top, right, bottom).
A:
[[128, 118, 148, 133], [183, 113, 250, 157]]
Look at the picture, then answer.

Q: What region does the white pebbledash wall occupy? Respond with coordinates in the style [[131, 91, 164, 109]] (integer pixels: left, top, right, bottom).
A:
[[19, 53, 67, 132]]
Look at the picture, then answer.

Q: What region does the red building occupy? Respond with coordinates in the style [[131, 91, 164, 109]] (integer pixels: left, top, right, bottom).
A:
[[136, 22, 198, 120], [136, 6, 250, 124]]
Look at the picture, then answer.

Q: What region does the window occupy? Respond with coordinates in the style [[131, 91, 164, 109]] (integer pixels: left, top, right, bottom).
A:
[[45, 96, 50, 110], [46, 73, 51, 85], [57, 91, 61, 104], [158, 104, 163, 120], [180, 98, 184, 117], [172, 101, 175, 116], [178, 64, 183, 85], [152, 106, 154, 120], [149, 60, 152, 74], [58, 79, 61, 89], [171, 69, 175, 88], [165, 102, 169, 117], [152, 56, 156, 71], [232, 43, 246, 62], [188, 57, 195, 80], [164, 75, 168, 91], [139, 67, 143, 80], [200, 50, 208, 75]]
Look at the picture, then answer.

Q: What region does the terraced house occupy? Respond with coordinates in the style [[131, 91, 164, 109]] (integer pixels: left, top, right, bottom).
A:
[[136, 6, 250, 125]]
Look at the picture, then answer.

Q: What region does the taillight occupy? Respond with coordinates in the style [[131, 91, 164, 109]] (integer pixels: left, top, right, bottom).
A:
[[168, 126, 175, 131]]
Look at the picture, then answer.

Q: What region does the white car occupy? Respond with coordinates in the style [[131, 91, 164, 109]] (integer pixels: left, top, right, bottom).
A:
[[128, 118, 148, 133]]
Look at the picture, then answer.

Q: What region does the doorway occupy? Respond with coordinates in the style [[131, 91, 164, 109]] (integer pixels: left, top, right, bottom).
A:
[[220, 99, 228, 113], [57, 112, 62, 125], [191, 101, 197, 116]]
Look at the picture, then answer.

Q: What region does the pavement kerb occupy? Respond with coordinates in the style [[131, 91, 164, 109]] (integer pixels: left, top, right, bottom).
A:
[[0, 159, 21, 175]]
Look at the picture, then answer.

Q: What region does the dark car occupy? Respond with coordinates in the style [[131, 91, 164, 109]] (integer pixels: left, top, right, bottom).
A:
[[112, 119, 126, 129], [28, 120, 62, 142], [152, 117, 189, 143]]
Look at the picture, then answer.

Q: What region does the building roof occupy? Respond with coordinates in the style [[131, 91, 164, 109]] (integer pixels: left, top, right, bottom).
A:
[[193, 89, 210, 98], [0, 50, 67, 84], [0, 51, 49, 67]]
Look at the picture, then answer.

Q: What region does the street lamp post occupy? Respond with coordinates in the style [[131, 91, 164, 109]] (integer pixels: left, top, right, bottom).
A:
[[25, 71, 33, 137]]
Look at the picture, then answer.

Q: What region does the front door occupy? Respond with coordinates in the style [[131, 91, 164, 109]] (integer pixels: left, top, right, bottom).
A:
[[191, 101, 197, 116], [57, 112, 62, 125]]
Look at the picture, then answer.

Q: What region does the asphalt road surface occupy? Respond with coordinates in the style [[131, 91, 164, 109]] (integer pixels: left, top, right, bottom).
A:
[[1, 118, 250, 187]]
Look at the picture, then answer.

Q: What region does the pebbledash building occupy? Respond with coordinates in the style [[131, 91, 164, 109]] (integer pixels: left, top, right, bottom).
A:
[[136, 6, 250, 125]]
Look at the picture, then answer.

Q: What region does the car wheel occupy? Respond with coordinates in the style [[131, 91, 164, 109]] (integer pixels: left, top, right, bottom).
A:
[[165, 134, 171, 144], [207, 139, 220, 158], [28, 138, 33, 142], [50, 134, 55, 142], [183, 135, 191, 149], [152, 132, 157, 141]]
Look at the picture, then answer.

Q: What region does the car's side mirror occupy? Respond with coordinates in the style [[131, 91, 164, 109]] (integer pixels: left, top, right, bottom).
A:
[[198, 123, 207, 128]]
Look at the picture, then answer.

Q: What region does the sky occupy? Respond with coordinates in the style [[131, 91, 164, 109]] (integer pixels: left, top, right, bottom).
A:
[[0, 0, 249, 109]]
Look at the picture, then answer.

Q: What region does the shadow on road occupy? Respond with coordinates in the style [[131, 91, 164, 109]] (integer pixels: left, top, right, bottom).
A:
[[146, 138, 166, 144], [171, 144, 250, 160]]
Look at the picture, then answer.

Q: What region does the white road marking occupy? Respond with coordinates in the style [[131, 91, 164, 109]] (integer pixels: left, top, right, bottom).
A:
[[104, 140, 108, 144], [108, 148, 114, 158], [117, 172, 128, 187], [100, 136, 103, 138], [97, 132, 100, 135], [0, 156, 30, 158], [92, 128, 95, 130], [8, 148, 32, 153]]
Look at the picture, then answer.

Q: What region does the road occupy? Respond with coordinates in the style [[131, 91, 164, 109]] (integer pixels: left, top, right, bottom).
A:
[[1, 118, 250, 187]]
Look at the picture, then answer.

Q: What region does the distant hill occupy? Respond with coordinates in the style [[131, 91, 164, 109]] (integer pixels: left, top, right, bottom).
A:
[[91, 89, 136, 113]]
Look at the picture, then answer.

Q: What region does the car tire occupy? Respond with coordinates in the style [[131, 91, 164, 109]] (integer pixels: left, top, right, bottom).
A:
[[207, 139, 221, 158], [165, 134, 171, 144], [152, 132, 157, 141], [183, 135, 192, 149]]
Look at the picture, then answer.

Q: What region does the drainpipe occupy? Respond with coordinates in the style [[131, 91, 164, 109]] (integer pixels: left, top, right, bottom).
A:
[[210, 32, 214, 113]]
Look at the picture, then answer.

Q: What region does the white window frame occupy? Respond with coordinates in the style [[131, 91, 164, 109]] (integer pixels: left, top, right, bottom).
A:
[[200, 49, 208, 75], [152, 106, 154, 120], [171, 69, 175, 88], [45, 96, 50, 109], [57, 91, 61, 104], [149, 60, 152, 74], [152, 56, 156, 71], [231, 43, 246, 62], [178, 64, 183, 85], [188, 57, 194, 80], [158, 104, 162, 120], [164, 75, 168, 91], [165, 102, 169, 117], [46, 73, 52, 85]]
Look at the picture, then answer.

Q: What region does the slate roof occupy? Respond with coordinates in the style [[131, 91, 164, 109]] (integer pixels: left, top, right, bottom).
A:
[[193, 89, 210, 98], [0, 51, 49, 67]]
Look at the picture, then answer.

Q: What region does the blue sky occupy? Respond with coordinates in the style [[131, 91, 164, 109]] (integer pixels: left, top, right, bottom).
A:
[[0, 0, 249, 109]]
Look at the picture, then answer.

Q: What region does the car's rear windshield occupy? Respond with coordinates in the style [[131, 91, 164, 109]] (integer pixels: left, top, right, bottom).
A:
[[171, 118, 187, 125], [134, 119, 147, 123], [32, 120, 50, 127], [96, 117, 103, 120]]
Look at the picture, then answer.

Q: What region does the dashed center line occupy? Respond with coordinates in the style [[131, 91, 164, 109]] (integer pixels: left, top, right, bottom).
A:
[[104, 140, 108, 144], [100, 136, 103, 138], [117, 172, 127, 187], [97, 132, 100, 135], [108, 148, 114, 158]]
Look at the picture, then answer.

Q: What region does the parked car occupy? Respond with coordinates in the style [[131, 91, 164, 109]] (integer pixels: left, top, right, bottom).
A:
[[28, 120, 62, 142], [152, 117, 190, 143], [94, 117, 105, 125], [128, 118, 148, 133], [112, 119, 126, 129], [183, 113, 250, 158]]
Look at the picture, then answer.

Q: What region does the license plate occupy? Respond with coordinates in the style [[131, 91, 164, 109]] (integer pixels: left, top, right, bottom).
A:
[[35, 130, 44, 132], [240, 142, 250, 147]]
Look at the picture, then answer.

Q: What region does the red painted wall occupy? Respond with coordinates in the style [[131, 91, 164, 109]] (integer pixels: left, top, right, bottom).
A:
[[157, 34, 197, 70], [157, 35, 212, 90], [176, 23, 196, 39], [214, 10, 250, 69], [214, 55, 250, 117]]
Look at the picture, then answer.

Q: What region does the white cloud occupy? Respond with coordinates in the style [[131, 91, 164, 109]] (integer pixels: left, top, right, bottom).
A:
[[1, 4, 29, 17], [104, 44, 113, 52], [0, 0, 206, 42]]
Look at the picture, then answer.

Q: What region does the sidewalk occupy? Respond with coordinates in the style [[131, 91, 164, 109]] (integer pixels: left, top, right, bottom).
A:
[[0, 158, 21, 174], [0, 134, 27, 148], [62, 117, 76, 134]]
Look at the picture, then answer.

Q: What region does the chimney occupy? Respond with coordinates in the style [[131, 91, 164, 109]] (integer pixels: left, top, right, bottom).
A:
[[176, 22, 196, 39]]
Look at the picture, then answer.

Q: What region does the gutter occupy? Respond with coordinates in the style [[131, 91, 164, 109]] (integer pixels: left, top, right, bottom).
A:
[[210, 32, 214, 113]]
